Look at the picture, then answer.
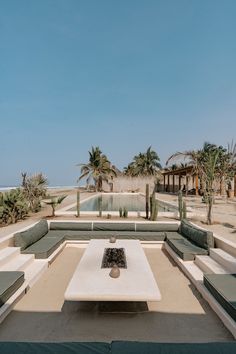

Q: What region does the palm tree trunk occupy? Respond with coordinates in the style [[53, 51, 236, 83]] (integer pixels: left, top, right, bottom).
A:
[[207, 194, 213, 225]]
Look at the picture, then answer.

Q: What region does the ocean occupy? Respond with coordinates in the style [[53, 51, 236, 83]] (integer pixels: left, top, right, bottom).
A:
[[0, 185, 78, 192]]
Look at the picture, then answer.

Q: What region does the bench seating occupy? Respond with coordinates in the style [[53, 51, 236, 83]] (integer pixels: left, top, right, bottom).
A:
[[0, 341, 236, 354], [14, 221, 179, 259], [166, 219, 214, 261], [0, 271, 25, 307], [13, 220, 215, 260], [204, 273, 236, 322]]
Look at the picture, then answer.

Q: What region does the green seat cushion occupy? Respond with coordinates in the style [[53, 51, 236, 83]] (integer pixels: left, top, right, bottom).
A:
[[111, 341, 236, 354], [136, 223, 179, 232], [22, 237, 63, 259], [44, 230, 66, 241], [50, 222, 92, 231], [0, 342, 110, 354], [93, 222, 135, 231], [165, 232, 184, 240], [0, 271, 24, 307], [180, 219, 214, 250], [14, 220, 48, 251], [204, 274, 236, 322], [166, 238, 208, 261]]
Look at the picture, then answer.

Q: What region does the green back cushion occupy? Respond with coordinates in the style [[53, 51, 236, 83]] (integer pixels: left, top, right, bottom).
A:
[[180, 220, 214, 250], [93, 222, 135, 231], [50, 222, 92, 231], [0, 342, 110, 354], [14, 220, 48, 251], [136, 223, 179, 232]]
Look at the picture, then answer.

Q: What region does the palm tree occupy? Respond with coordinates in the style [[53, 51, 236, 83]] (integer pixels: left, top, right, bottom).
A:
[[166, 142, 230, 224], [42, 195, 67, 217], [124, 146, 162, 176], [78, 147, 117, 192]]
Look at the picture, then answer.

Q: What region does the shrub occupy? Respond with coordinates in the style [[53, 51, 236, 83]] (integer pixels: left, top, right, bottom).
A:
[[0, 189, 28, 225]]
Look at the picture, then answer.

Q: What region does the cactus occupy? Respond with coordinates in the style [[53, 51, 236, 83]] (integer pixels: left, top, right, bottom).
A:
[[76, 190, 80, 217], [98, 195, 102, 217], [150, 195, 158, 221], [123, 207, 128, 218], [178, 191, 183, 220], [145, 184, 149, 219], [119, 207, 123, 217], [183, 199, 187, 219]]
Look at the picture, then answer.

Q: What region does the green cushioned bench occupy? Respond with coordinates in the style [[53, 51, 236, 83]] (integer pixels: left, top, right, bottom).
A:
[[0, 341, 236, 354], [0, 342, 110, 354], [166, 219, 214, 261], [0, 271, 25, 307], [14, 221, 178, 258], [22, 236, 64, 259], [111, 341, 236, 354], [204, 274, 236, 322]]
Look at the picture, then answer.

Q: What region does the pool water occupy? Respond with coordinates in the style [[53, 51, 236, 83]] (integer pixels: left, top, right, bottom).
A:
[[69, 194, 175, 212]]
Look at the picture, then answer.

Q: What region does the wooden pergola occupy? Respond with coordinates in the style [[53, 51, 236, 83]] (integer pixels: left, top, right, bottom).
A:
[[162, 166, 199, 195]]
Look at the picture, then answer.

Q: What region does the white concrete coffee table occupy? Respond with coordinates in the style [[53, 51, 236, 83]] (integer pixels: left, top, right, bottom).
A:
[[65, 239, 161, 302]]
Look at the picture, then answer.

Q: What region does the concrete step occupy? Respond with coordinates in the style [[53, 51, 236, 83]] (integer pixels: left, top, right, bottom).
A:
[[24, 260, 48, 288], [210, 248, 236, 273], [0, 247, 20, 267], [184, 262, 204, 282], [195, 255, 229, 274], [0, 254, 34, 271]]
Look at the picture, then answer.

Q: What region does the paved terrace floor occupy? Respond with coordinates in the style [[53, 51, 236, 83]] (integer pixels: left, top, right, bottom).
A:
[[0, 246, 233, 342]]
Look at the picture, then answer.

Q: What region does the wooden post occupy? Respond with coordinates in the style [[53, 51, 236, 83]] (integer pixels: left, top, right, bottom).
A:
[[163, 175, 166, 192], [172, 174, 175, 193], [167, 174, 170, 192], [178, 173, 181, 191], [186, 174, 189, 196]]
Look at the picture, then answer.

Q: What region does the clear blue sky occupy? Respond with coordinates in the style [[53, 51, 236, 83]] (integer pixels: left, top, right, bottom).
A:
[[1, 0, 236, 186]]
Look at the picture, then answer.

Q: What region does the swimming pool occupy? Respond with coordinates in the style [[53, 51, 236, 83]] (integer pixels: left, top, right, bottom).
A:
[[68, 193, 176, 213]]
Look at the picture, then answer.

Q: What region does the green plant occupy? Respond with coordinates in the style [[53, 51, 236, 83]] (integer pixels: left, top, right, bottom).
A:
[[76, 190, 80, 217], [145, 184, 149, 219], [42, 195, 67, 217], [78, 146, 117, 192], [124, 146, 162, 177], [183, 200, 187, 219], [0, 189, 28, 225], [150, 194, 158, 221], [21, 172, 48, 212], [98, 196, 102, 217], [178, 191, 183, 221], [123, 207, 128, 218], [119, 207, 123, 217]]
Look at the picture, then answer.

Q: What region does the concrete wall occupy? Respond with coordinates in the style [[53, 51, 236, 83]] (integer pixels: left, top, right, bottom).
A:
[[103, 176, 157, 194]]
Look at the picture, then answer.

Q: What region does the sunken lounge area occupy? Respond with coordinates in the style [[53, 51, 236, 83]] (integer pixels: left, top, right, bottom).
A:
[[0, 220, 236, 353]]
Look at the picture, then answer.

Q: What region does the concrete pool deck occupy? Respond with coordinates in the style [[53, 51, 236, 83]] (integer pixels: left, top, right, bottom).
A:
[[0, 245, 233, 342]]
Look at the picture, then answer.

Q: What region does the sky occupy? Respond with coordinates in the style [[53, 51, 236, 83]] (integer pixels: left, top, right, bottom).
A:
[[1, 0, 236, 186]]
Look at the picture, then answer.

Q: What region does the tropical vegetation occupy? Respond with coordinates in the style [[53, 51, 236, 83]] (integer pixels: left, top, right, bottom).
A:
[[78, 146, 117, 192], [21, 172, 48, 212], [166, 141, 236, 224], [0, 189, 28, 225], [124, 146, 162, 177], [42, 195, 67, 217]]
